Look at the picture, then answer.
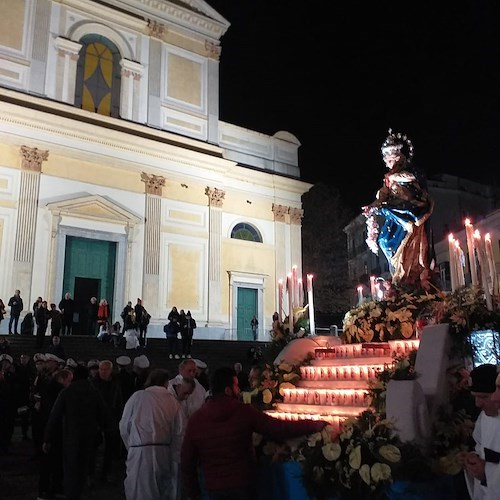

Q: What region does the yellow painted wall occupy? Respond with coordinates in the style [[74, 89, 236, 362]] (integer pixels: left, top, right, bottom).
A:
[[0, 0, 25, 51], [222, 239, 276, 316], [0, 143, 22, 169], [166, 242, 202, 310], [167, 54, 201, 106]]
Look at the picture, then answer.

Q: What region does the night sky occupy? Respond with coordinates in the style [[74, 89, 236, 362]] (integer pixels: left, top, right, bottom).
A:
[[208, 1, 500, 211]]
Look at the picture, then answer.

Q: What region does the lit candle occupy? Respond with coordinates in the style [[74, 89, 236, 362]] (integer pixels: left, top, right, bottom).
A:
[[465, 219, 478, 286], [485, 233, 499, 297], [292, 265, 298, 308], [454, 239, 466, 287], [475, 230, 493, 310], [307, 274, 315, 335], [287, 273, 293, 333], [370, 276, 376, 299], [357, 285, 363, 305], [278, 279, 283, 323], [298, 277, 304, 306], [448, 234, 457, 291]]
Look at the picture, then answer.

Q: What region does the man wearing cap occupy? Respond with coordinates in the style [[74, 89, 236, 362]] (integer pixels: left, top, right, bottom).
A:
[[461, 363, 500, 500], [133, 354, 151, 392], [169, 358, 207, 418], [116, 355, 135, 403]]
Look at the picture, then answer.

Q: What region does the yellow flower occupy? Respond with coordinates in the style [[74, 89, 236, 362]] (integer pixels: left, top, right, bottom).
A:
[[379, 444, 401, 463], [262, 388, 273, 404], [278, 362, 293, 373], [371, 462, 391, 482], [283, 372, 300, 382], [349, 445, 362, 469], [279, 382, 296, 396], [359, 464, 371, 485], [322, 442, 342, 461], [401, 321, 414, 338]]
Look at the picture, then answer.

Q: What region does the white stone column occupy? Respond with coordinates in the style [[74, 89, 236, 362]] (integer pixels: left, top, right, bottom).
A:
[[273, 203, 288, 318], [13, 146, 49, 297], [54, 37, 82, 104], [205, 187, 225, 325], [289, 207, 304, 283], [120, 59, 145, 121], [46, 213, 62, 301], [140, 172, 165, 317]]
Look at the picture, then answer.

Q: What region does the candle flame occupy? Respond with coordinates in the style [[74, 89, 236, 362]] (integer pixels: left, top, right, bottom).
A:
[[473, 229, 481, 239], [485, 233, 491, 242], [357, 285, 363, 291], [448, 233, 454, 242], [465, 218, 472, 226]]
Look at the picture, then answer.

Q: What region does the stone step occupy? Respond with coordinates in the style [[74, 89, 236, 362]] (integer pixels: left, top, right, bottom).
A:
[[0, 334, 262, 374]]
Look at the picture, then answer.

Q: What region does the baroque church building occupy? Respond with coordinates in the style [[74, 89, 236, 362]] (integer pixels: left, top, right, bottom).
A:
[[0, 0, 311, 340]]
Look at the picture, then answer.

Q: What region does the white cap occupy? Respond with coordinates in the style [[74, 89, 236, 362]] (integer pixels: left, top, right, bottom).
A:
[[66, 358, 78, 368], [133, 354, 150, 369], [0, 353, 13, 364], [116, 355, 131, 366], [45, 353, 65, 364], [87, 359, 100, 369], [33, 353, 47, 363], [193, 358, 207, 369]]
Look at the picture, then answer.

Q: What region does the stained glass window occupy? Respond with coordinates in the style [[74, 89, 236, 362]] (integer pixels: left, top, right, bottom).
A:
[[75, 35, 121, 118], [231, 223, 262, 242]]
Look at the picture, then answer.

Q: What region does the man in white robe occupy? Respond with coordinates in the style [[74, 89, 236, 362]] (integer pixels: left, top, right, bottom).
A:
[[119, 368, 184, 500], [461, 363, 500, 500], [169, 358, 207, 418]]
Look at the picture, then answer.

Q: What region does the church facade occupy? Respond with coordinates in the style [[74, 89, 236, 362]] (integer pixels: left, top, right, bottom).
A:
[[0, 0, 311, 339]]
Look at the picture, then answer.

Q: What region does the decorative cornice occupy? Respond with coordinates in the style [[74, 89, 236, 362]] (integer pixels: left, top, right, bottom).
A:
[[289, 207, 304, 225], [205, 186, 225, 208], [20, 146, 49, 172], [272, 203, 288, 222], [141, 172, 165, 196]]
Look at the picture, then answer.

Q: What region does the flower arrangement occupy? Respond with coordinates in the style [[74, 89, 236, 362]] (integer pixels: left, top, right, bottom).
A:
[[241, 356, 313, 410], [366, 350, 418, 415], [343, 286, 444, 343], [293, 410, 431, 500]]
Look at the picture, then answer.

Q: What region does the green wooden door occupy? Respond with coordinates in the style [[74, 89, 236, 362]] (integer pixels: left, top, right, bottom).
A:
[[62, 236, 116, 331], [237, 287, 257, 340]]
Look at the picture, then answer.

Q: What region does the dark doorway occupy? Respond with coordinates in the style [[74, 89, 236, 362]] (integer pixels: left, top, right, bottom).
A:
[[74, 277, 100, 335]]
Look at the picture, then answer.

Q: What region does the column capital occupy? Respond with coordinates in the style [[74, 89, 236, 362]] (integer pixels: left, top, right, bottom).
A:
[[141, 172, 165, 196], [120, 59, 145, 81], [272, 203, 288, 222], [205, 40, 221, 61], [147, 19, 167, 40], [289, 207, 304, 225], [205, 187, 225, 208], [54, 36, 82, 60], [20, 145, 49, 172]]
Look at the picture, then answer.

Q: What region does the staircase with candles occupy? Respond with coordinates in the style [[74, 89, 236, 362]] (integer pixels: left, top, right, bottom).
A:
[[267, 338, 420, 431]]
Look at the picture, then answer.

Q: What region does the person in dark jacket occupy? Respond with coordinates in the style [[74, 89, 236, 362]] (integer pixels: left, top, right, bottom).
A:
[[43, 365, 112, 500], [181, 367, 327, 499], [46, 335, 66, 360], [87, 297, 98, 336], [8, 289, 23, 335], [180, 310, 197, 358], [58, 292, 75, 336], [35, 300, 49, 348], [49, 303, 63, 337], [20, 312, 35, 336]]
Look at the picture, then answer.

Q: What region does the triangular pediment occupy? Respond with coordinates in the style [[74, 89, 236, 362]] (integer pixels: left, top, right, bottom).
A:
[[46, 195, 141, 226]]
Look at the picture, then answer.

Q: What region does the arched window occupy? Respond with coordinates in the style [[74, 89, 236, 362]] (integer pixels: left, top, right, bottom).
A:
[[75, 35, 121, 117], [231, 223, 262, 243]]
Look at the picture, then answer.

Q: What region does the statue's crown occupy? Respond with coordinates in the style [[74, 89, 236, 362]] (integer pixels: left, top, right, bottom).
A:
[[381, 129, 414, 161]]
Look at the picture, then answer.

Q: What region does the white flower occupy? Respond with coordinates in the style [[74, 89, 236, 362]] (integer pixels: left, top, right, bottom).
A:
[[322, 442, 342, 461], [371, 462, 391, 482], [359, 464, 371, 485]]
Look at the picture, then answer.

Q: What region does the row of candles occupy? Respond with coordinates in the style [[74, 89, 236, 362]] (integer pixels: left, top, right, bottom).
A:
[[300, 364, 386, 381], [448, 218, 499, 310], [281, 387, 368, 407], [266, 411, 350, 432], [314, 340, 419, 360], [277, 266, 315, 334]]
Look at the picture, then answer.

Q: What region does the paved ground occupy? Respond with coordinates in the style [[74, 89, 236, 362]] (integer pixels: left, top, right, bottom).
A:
[[0, 425, 126, 500]]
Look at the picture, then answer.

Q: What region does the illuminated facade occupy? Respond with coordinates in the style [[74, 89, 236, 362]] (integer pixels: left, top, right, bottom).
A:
[[0, 0, 311, 339]]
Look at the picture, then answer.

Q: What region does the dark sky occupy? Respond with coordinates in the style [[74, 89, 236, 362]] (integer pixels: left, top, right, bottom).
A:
[[208, 0, 500, 211]]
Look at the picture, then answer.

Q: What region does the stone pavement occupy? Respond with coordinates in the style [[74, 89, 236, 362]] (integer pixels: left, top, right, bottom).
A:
[[0, 425, 126, 500]]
